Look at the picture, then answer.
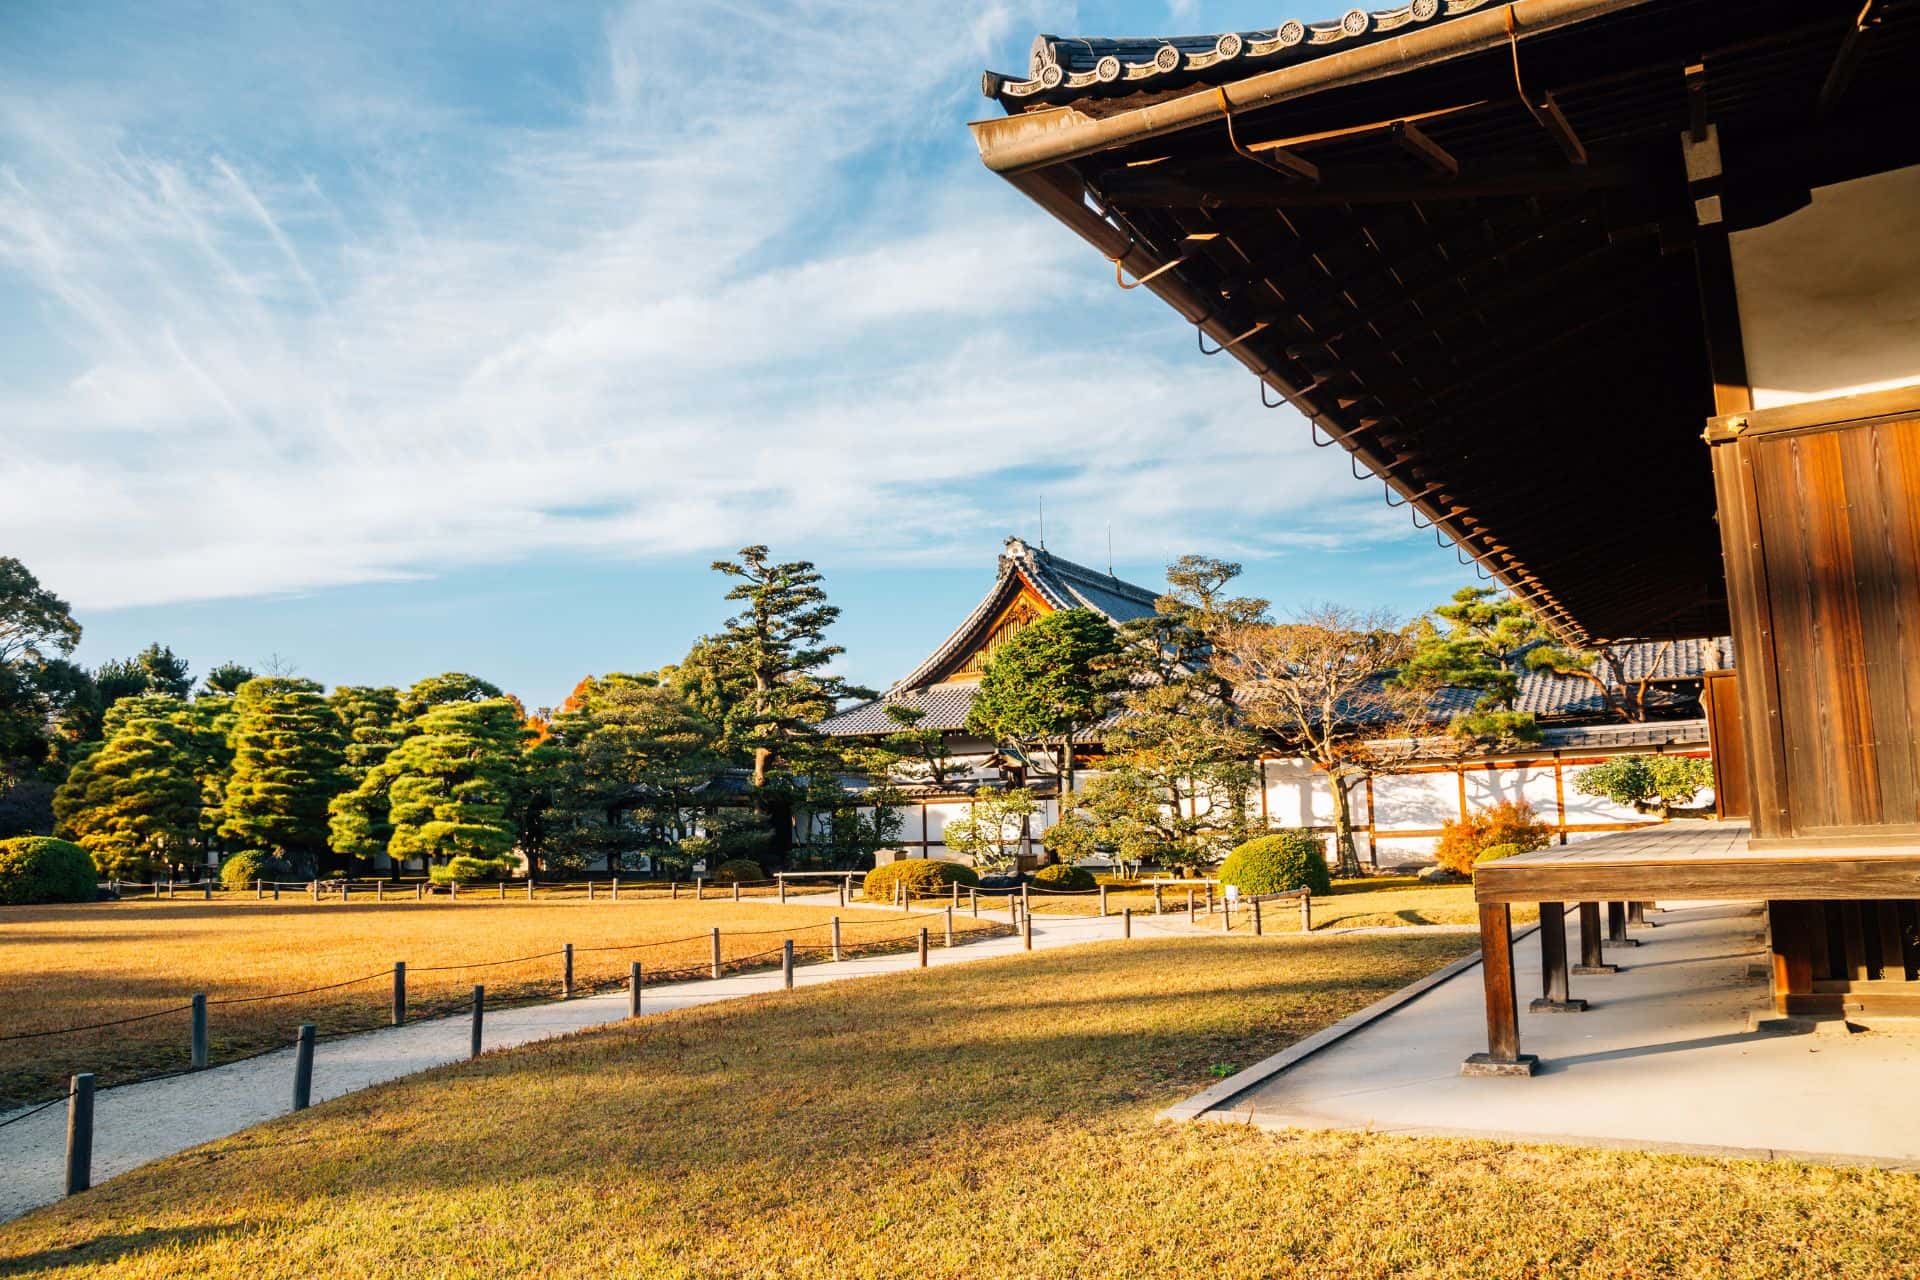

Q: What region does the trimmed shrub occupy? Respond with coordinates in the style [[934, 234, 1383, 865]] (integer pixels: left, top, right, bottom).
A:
[[863, 858, 979, 903], [1434, 800, 1552, 876], [1218, 831, 1332, 897], [1475, 842, 1524, 866], [0, 836, 98, 905], [1030, 863, 1096, 892], [219, 850, 285, 893], [709, 858, 766, 885], [429, 856, 516, 885]]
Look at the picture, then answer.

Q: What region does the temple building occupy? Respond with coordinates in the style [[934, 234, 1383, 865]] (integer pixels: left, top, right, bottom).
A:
[[969, 0, 1920, 1063], [821, 535, 1727, 864]]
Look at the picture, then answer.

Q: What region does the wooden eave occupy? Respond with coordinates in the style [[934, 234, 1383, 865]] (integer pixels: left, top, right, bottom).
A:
[[972, 0, 1920, 645]]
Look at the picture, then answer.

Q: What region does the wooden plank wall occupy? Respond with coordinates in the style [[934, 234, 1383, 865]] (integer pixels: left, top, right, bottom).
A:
[[1712, 405, 1920, 841]]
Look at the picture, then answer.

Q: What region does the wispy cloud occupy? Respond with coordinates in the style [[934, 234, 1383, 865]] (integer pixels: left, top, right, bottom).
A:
[[0, 0, 1390, 611]]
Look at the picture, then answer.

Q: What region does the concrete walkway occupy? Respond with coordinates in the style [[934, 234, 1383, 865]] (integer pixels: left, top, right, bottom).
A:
[[1188, 903, 1920, 1169], [0, 904, 1197, 1223]]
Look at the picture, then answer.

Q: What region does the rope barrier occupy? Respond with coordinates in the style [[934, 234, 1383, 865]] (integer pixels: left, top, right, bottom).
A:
[[207, 970, 394, 1005], [0, 1002, 196, 1042], [0, 1089, 73, 1129]]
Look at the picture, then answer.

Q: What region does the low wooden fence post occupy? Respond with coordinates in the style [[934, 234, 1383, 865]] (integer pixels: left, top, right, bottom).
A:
[[950, 880, 959, 908], [1022, 911, 1033, 951], [1123, 907, 1133, 939], [498, 881, 506, 901], [1253, 899, 1264, 937], [1206, 884, 1215, 916], [292, 1024, 316, 1110], [587, 881, 596, 902], [393, 962, 406, 1026], [695, 877, 705, 901], [782, 940, 795, 990], [629, 963, 642, 1018], [671, 880, 680, 901], [449, 880, 458, 901], [1188, 890, 1196, 924], [256, 878, 263, 900], [831, 916, 842, 962], [1021, 883, 1030, 917], [310, 880, 319, 903], [190, 993, 207, 1069], [612, 877, 620, 902], [376, 880, 384, 903], [415, 882, 423, 901], [1300, 891, 1312, 933], [1154, 883, 1164, 915], [918, 928, 929, 968], [945, 905, 954, 948], [778, 876, 787, 904], [970, 887, 978, 917], [562, 943, 573, 998], [469, 987, 483, 1059], [203, 880, 212, 901], [710, 928, 722, 979], [526, 878, 534, 900], [1099, 885, 1108, 917], [340, 882, 350, 905], [65, 1073, 94, 1196], [732, 881, 741, 903]]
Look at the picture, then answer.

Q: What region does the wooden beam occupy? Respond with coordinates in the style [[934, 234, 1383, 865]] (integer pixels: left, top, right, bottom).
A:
[[1102, 160, 1636, 208], [1538, 93, 1588, 166], [1479, 855, 1920, 904], [1391, 120, 1459, 179], [1817, 1, 1882, 121]]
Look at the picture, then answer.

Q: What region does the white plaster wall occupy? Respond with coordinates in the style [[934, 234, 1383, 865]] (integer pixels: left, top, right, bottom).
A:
[[1371, 771, 1461, 832], [1731, 164, 1920, 409]]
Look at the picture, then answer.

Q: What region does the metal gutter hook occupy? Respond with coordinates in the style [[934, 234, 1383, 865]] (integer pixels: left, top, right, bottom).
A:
[[1198, 320, 1269, 355], [1112, 255, 1187, 290]]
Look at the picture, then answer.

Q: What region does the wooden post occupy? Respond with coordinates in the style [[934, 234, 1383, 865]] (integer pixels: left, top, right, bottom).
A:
[[1462, 904, 1537, 1075], [167, 878, 175, 900], [562, 943, 573, 998], [1099, 885, 1109, 917], [311, 880, 319, 902], [732, 881, 741, 903], [782, 940, 794, 990], [340, 882, 349, 905], [190, 994, 207, 1069], [970, 887, 979, 917], [293, 1024, 316, 1108], [449, 880, 457, 901], [1008, 891, 1018, 923], [469, 987, 483, 1059], [1123, 907, 1133, 939], [612, 877, 620, 902], [393, 962, 407, 1026], [1574, 902, 1617, 975], [1607, 901, 1640, 947], [1253, 900, 1263, 936], [203, 880, 212, 901], [918, 928, 929, 968], [629, 963, 642, 1018], [275, 883, 282, 901], [256, 878, 263, 900], [1022, 912, 1033, 951], [1299, 892, 1312, 933], [1206, 884, 1215, 916], [526, 878, 534, 901], [1188, 890, 1196, 924], [831, 916, 842, 962], [588, 881, 595, 902], [696, 877, 705, 901], [778, 876, 787, 904], [1628, 900, 1652, 928], [1530, 902, 1587, 1012], [710, 928, 722, 979], [376, 880, 384, 903], [1021, 883, 1030, 917], [415, 883, 423, 902], [951, 880, 959, 907], [945, 905, 954, 948], [1154, 883, 1164, 915], [671, 880, 679, 901], [65, 1074, 94, 1196]]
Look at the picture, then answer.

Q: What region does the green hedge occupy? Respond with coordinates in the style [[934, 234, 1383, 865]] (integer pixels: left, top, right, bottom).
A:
[[0, 836, 98, 905], [1218, 832, 1331, 897], [1475, 842, 1525, 867], [709, 858, 766, 885], [863, 858, 979, 903], [1031, 863, 1096, 891]]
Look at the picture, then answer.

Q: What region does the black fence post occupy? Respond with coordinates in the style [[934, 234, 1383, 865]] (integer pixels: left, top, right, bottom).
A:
[[469, 986, 484, 1059], [1253, 899, 1264, 937], [629, 962, 642, 1018], [1124, 907, 1133, 939], [292, 1024, 316, 1110], [190, 993, 207, 1069], [831, 916, 842, 962], [918, 928, 929, 968], [1022, 912, 1033, 951], [945, 906, 954, 948], [393, 962, 407, 1027], [562, 943, 573, 998], [782, 940, 794, 990], [710, 928, 722, 979], [65, 1074, 94, 1196], [1300, 892, 1312, 933]]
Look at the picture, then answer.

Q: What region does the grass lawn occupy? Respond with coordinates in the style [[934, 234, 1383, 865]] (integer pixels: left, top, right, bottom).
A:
[[996, 875, 1539, 933], [0, 898, 999, 1109], [4, 932, 1916, 1278]]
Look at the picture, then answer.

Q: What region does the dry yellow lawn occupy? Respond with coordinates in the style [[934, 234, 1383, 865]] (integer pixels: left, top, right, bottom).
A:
[[0, 897, 1000, 1108], [3, 931, 1916, 1279]]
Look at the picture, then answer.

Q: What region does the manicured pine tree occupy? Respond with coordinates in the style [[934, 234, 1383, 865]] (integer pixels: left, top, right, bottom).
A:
[[52, 695, 204, 879], [218, 678, 346, 875], [326, 686, 406, 869], [200, 662, 258, 695], [966, 607, 1119, 796], [382, 699, 525, 867]]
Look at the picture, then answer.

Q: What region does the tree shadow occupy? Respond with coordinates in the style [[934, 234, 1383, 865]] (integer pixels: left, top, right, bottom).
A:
[[0, 1224, 240, 1276]]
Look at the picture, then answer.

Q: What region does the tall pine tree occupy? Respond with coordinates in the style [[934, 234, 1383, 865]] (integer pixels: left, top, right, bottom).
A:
[[326, 686, 406, 869], [53, 695, 204, 878], [218, 678, 346, 874], [381, 699, 525, 867]]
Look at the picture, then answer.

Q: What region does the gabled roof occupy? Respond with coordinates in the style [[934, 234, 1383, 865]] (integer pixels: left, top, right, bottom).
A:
[[984, 1, 1494, 110]]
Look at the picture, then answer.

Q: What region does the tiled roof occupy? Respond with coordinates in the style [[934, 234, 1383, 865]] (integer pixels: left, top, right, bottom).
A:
[[819, 686, 980, 737], [982, 1, 1494, 108]]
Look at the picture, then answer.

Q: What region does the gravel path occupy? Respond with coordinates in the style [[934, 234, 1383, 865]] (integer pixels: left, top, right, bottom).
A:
[[1, 903, 1198, 1223]]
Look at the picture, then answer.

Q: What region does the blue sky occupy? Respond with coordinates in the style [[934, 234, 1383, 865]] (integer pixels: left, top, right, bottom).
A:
[[1, 1, 1472, 711]]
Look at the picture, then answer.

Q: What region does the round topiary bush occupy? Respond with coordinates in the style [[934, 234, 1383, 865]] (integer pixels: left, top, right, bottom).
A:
[[709, 858, 766, 885], [1218, 831, 1332, 897], [219, 850, 284, 893], [863, 858, 980, 903], [1474, 842, 1524, 867], [0, 836, 99, 905], [429, 856, 516, 884], [1030, 863, 1096, 892]]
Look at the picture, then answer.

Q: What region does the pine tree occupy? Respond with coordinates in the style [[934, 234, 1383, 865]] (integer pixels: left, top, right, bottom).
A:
[[966, 608, 1118, 795], [201, 662, 258, 695], [400, 672, 503, 719], [381, 699, 525, 867], [218, 678, 346, 874], [326, 686, 406, 868], [52, 695, 204, 878]]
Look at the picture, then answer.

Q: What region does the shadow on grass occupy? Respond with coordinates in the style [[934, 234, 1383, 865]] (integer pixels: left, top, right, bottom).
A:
[[0, 1224, 241, 1277]]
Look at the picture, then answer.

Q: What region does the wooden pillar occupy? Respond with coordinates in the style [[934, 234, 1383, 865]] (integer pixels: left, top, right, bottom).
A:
[[1627, 900, 1653, 928], [1529, 902, 1587, 1013], [1768, 900, 1813, 1015], [1573, 901, 1618, 975], [1462, 903, 1537, 1076], [1607, 901, 1640, 947]]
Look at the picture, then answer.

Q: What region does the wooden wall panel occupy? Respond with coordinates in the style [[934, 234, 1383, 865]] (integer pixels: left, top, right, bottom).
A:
[[1722, 409, 1920, 840], [1702, 671, 1748, 820]]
